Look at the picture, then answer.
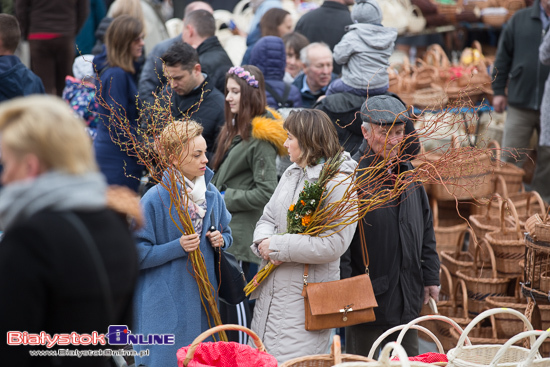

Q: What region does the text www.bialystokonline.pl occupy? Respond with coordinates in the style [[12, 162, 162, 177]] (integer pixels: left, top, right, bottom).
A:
[[28, 349, 150, 358]]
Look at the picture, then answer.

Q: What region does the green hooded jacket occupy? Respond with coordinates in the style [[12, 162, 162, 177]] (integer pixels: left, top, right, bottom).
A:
[[212, 108, 287, 263]]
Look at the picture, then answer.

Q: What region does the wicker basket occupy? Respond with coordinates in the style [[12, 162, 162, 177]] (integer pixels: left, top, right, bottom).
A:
[[432, 198, 469, 256], [488, 140, 525, 195], [367, 316, 447, 359], [440, 228, 475, 283], [485, 198, 525, 276], [413, 85, 449, 110], [484, 281, 528, 338], [481, 8, 509, 26], [456, 238, 512, 315], [514, 191, 547, 228], [335, 342, 436, 367], [446, 308, 537, 367], [414, 59, 439, 89], [436, 278, 473, 337], [468, 198, 510, 263], [179, 324, 275, 367], [526, 210, 550, 243], [371, 313, 468, 358], [280, 335, 373, 367], [423, 145, 494, 201], [447, 314, 511, 347], [523, 235, 550, 295]]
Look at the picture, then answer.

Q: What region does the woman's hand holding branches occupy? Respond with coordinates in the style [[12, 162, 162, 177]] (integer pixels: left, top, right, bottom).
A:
[[258, 238, 282, 265], [180, 233, 200, 252]]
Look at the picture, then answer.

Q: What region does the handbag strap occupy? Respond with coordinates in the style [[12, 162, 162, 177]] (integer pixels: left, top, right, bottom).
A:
[[303, 223, 370, 285]]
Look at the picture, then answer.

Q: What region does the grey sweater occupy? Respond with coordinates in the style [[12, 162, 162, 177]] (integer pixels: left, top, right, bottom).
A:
[[333, 23, 398, 90]]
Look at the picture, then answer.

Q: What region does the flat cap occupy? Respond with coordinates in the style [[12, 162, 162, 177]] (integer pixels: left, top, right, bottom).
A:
[[360, 95, 409, 125]]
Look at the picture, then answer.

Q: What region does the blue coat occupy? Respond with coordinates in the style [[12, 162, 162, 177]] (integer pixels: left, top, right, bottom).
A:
[[0, 55, 45, 102], [92, 48, 143, 191], [249, 36, 302, 109], [133, 167, 233, 367]]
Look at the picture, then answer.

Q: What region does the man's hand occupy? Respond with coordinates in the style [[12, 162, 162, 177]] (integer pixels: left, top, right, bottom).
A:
[[424, 285, 440, 304], [493, 95, 508, 113]]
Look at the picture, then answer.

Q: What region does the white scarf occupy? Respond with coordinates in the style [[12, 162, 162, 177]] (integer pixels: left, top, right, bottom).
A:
[[183, 175, 208, 235]]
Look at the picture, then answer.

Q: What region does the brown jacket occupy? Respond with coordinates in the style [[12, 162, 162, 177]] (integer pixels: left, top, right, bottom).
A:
[[16, 0, 89, 39]]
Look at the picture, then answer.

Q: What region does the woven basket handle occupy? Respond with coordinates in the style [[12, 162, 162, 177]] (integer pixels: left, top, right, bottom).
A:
[[526, 191, 546, 217], [492, 175, 508, 200], [440, 264, 454, 306], [330, 334, 342, 365], [449, 308, 535, 362], [379, 342, 411, 367], [473, 238, 498, 278], [454, 278, 469, 319], [453, 227, 467, 257], [391, 314, 469, 355], [488, 329, 545, 366], [466, 227, 479, 257], [500, 198, 522, 239], [368, 323, 445, 359], [522, 328, 550, 365], [182, 324, 266, 366], [486, 139, 501, 162]]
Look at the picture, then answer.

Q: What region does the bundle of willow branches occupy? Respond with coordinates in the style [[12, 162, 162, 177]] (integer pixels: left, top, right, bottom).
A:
[[94, 81, 227, 341]]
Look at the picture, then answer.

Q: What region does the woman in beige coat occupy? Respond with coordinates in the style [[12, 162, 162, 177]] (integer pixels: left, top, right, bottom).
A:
[[249, 109, 358, 363]]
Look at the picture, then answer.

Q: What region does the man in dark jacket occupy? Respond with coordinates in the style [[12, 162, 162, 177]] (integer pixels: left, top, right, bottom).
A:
[[292, 42, 338, 108], [340, 95, 440, 358], [161, 41, 225, 161], [294, 0, 354, 74], [139, 6, 232, 104], [492, 0, 550, 203], [0, 14, 45, 103]]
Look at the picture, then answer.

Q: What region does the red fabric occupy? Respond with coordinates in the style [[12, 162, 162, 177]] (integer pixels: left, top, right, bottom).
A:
[[28, 33, 62, 40], [392, 352, 448, 363], [177, 341, 278, 367]]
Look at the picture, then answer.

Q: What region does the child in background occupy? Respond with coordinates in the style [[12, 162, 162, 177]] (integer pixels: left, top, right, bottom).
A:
[[328, 0, 398, 97], [62, 55, 100, 139]]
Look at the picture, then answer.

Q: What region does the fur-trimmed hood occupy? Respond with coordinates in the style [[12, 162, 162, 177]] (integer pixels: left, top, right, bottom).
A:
[[250, 107, 287, 156]]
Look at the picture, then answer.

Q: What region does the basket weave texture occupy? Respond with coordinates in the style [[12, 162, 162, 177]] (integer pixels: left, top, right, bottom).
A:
[[279, 335, 373, 367]]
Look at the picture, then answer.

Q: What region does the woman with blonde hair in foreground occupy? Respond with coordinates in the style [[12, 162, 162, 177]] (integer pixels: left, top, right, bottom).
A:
[[0, 95, 138, 367]]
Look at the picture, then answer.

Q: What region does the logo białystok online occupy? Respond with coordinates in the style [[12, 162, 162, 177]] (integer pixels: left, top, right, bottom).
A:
[[7, 326, 175, 347], [106, 326, 175, 345]]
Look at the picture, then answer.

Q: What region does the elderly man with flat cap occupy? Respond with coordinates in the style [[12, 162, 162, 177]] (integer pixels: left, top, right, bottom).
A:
[[340, 94, 440, 358]]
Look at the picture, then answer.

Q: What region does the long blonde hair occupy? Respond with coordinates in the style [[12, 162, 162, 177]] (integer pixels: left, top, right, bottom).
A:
[[0, 95, 97, 174]]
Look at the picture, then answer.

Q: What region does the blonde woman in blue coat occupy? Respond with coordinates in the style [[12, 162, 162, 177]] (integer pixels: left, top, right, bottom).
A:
[[133, 119, 232, 367]]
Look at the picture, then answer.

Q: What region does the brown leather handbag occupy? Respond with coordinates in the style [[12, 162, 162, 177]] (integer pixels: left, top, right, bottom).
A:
[[301, 225, 378, 331]]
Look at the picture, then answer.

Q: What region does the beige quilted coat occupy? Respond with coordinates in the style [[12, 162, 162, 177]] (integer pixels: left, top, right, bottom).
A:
[[249, 153, 358, 363]]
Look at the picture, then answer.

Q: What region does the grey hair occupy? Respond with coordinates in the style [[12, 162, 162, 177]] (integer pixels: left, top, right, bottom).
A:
[[299, 42, 332, 66], [362, 121, 372, 131]]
